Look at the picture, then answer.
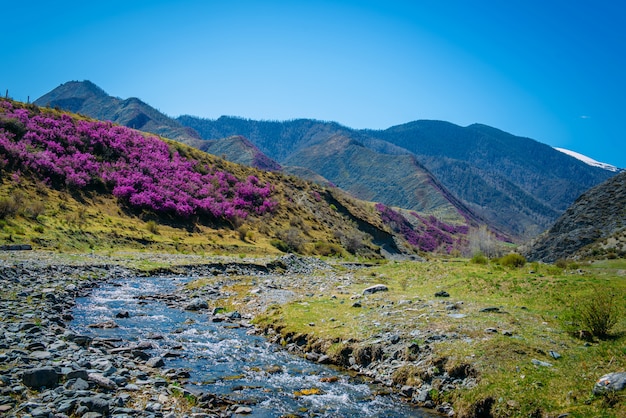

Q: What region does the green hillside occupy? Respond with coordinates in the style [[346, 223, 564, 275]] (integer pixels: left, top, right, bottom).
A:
[[1, 99, 473, 258]]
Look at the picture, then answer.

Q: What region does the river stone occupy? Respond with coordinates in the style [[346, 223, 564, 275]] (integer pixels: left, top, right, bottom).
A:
[[234, 406, 252, 414], [87, 320, 118, 329], [434, 290, 450, 297], [400, 385, 414, 397], [29, 350, 52, 360], [363, 284, 388, 295], [184, 298, 208, 311], [416, 388, 431, 403], [66, 369, 89, 381], [88, 373, 117, 390], [65, 377, 90, 391], [593, 372, 626, 395], [22, 367, 59, 389], [28, 406, 51, 417], [146, 357, 165, 368], [78, 396, 110, 415]]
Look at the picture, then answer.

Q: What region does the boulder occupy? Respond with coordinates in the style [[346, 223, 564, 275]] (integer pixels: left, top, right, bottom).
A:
[[77, 396, 110, 415], [88, 373, 117, 390], [362, 284, 388, 295], [593, 372, 626, 395]]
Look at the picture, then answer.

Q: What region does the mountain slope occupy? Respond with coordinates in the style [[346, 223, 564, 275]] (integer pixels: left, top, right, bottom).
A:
[[2, 99, 460, 258], [367, 121, 616, 237], [284, 134, 477, 224], [34, 81, 201, 143], [189, 135, 282, 171], [523, 171, 626, 262]]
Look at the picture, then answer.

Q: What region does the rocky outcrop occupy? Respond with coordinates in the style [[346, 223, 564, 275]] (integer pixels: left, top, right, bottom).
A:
[[524, 171, 626, 262]]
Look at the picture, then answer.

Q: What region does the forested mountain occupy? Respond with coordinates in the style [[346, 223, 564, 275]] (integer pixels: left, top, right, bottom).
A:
[[179, 115, 615, 238], [367, 121, 615, 237]]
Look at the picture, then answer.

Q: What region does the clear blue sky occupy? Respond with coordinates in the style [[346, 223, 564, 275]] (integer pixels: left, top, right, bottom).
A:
[[3, 0, 625, 167]]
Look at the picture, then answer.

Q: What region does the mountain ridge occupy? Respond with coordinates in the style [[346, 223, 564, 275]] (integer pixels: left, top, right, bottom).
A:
[[34, 81, 202, 143], [34, 81, 618, 240]]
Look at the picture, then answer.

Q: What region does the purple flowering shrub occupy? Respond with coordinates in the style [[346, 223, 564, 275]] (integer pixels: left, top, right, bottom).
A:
[[0, 100, 277, 220], [376, 203, 467, 253]]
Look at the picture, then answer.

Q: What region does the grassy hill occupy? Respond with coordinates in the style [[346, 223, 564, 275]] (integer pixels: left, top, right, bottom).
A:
[[0, 99, 472, 258]]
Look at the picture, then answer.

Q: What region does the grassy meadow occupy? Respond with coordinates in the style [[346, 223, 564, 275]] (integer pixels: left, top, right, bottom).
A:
[[247, 258, 626, 417]]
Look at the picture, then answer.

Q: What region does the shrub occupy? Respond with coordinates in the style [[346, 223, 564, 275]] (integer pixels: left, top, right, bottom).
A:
[[0, 196, 18, 219], [555, 259, 568, 269], [470, 252, 488, 265], [0, 100, 277, 222], [237, 225, 249, 241], [24, 202, 46, 220], [498, 253, 526, 268], [277, 228, 305, 253], [568, 287, 623, 339], [270, 239, 290, 253], [314, 241, 343, 257], [375, 203, 467, 254], [146, 220, 159, 234]]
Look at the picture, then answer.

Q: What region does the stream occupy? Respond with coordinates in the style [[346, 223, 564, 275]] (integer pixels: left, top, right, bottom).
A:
[[71, 274, 436, 417]]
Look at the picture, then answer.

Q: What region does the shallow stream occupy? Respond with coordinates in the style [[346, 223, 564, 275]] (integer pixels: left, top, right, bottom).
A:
[[71, 275, 435, 417]]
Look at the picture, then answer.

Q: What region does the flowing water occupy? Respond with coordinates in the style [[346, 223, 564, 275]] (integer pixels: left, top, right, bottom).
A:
[[71, 275, 436, 417]]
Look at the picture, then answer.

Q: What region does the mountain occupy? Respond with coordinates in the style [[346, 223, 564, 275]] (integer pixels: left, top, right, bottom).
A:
[[523, 171, 626, 262], [189, 135, 282, 171], [179, 115, 615, 238], [283, 134, 479, 223], [179, 115, 478, 227], [1, 98, 427, 258], [554, 147, 621, 172], [35, 81, 617, 240], [367, 122, 616, 238], [34, 81, 201, 143]]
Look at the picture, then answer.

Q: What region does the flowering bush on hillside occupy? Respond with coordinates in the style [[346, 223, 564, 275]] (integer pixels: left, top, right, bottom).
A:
[[0, 100, 277, 220], [375, 203, 467, 253]]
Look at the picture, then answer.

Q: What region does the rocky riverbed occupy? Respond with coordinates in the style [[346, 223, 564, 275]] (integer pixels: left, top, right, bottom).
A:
[[0, 251, 444, 417], [0, 251, 265, 417]]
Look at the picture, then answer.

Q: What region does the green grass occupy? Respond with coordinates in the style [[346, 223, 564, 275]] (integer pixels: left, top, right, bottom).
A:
[[250, 259, 626, 417]]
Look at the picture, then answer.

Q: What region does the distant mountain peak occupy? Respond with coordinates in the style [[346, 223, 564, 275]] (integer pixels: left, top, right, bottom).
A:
[[34, 81, 201, 142], [554, 147, 621, 172]]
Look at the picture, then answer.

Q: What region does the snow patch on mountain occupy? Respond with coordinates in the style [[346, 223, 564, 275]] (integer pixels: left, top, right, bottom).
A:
[[554, 148, 621, 172]]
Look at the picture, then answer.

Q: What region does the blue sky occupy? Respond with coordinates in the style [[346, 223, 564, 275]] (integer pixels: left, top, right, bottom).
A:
[[3, 0, 625, 167]]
